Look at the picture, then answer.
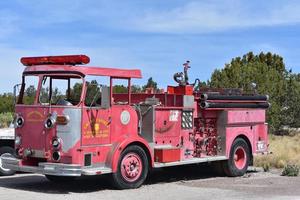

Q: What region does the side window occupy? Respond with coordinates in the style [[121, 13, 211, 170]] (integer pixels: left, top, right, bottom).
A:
[[112, 78, 129, 105], [22, 75, 39, 105], [85, 76, 110, 107]]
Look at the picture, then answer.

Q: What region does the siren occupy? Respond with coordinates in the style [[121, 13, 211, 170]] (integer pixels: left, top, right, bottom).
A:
[[20, 55, 90, 66]]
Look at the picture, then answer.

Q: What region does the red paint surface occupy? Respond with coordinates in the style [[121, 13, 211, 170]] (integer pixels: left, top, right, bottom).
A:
[[24, 65, 142, 78], [154, 148, 181, 163]]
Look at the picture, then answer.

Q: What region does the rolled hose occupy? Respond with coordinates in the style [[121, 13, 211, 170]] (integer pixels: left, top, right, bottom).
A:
[[200, 101, 270, 109], [201, 93, 269, 101]]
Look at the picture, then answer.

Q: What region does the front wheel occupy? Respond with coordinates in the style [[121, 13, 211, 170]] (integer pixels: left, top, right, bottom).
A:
[[111, 145, 149, 189], [0, 146, 16, 176], [223, 138, 250, 177]]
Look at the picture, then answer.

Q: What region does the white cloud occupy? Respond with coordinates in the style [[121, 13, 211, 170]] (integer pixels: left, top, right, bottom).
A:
[[129, 1, 300, 33]]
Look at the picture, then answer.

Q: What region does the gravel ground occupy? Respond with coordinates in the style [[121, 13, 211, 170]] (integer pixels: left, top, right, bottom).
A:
[[0, 164, 299, 200]]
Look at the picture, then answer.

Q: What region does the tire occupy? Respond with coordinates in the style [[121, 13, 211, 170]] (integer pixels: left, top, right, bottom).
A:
[[223, 138, 250, 177], [111, 145, 149, 189], [0, 146, 16, 176], [45, 175, 77, 183]]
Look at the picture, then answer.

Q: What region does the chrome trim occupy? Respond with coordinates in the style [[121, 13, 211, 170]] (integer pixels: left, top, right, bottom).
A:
[[52, 137, 62, 149], [44, 117, 56, 129], [2, 154, 80, 176], [82, 166, 112, 175], [56, 108, 81, 152], [15, 116, 24, 128], [154, 156, 227, 168], [1, 154, 112, 176], [15, 136, 22, 146]]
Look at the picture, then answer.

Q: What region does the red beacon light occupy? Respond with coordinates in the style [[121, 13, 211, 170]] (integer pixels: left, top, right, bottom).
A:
[[20, 55, 90, 66]]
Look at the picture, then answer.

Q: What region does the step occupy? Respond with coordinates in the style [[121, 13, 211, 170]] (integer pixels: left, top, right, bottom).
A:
[[82, 166, 112, 175]]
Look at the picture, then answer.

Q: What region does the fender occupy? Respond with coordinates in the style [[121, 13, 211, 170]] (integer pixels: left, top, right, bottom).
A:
[[108, 135, 153, 173], [226, 131, 253, 158]]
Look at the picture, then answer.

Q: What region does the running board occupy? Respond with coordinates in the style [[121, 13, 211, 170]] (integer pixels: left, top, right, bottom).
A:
[[82, 167, 112, 175], [154, 156, 227, 168]]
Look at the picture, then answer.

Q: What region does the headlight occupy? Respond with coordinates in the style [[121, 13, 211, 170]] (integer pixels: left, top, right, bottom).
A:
[[15, 136, 22, 146], [15, 116, 24, 128], [45, 117, 56, 129], [52, 137, 62, 149], [52, 151, 61, 161]]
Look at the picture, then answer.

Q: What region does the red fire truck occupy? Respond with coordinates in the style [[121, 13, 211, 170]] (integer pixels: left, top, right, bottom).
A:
[[2, 55, 269, 189]]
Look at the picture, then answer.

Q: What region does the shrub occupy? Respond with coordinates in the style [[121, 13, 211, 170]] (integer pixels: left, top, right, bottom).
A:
[[0, 112, 14, 128], [281, 164, 299, 176], [263, 163, 270, 172]]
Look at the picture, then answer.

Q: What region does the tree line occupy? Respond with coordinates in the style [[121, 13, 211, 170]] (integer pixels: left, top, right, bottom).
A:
[[208, 52, 300, 132]]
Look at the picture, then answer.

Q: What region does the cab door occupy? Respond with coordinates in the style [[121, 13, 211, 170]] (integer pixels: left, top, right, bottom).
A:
[[81, 83, 111, 146]]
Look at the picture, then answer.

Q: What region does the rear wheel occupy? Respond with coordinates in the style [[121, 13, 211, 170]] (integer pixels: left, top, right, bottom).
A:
[[0, 146, 16, 176], [223, 138, 250, 177], [111, 145, 149, 189]]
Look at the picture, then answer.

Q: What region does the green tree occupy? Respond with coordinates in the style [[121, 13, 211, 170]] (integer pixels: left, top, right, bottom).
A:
[[69, 82, 83, 102], [142, 77, 158, 92], [0, 93, 14, 113], [209, 52, 300, 132], [113, 85, 128, 93], [23, 85, 36, 105], [131, 85, 142, 93], [282, 70, 300, 127]]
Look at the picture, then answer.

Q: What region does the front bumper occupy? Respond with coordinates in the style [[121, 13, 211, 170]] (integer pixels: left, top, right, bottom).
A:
[[1, 154, 112, 176], [2, 154, 81, 176]]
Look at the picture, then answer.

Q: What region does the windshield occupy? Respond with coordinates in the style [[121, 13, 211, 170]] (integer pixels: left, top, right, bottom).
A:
[[39, 76, 83, 106], [17, 75, 39, 105]]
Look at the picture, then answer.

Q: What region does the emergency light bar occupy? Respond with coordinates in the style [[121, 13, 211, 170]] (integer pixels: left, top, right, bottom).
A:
[[20, 55, 90, 66]]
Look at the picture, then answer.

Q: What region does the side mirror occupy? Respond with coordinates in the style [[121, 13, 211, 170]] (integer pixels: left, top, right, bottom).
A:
[[101, 86, 110, 109], [13, 84, 22, 105]]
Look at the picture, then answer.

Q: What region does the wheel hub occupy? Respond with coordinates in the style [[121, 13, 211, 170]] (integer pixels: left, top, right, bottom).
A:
[[121, 153, 142, 182], [234, 147, 246, 170]]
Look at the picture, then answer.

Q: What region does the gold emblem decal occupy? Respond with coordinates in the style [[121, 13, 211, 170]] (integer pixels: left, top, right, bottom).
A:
[[27, 111, 44, 122], [83, 118, 110, 138]]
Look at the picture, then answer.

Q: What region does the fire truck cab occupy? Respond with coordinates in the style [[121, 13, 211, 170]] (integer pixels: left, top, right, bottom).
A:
[[2, 55, 269, 189]]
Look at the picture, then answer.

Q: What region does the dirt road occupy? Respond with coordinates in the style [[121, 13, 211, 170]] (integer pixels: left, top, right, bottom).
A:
[[0, 165, 299, 200]]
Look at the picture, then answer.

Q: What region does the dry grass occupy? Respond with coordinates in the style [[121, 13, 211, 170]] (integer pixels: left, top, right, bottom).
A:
[[254, 134, 300, 169], [0, 112, 13, 128]]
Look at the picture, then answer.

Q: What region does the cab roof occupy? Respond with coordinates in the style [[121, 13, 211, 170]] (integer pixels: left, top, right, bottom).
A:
[[21, 55, 142, 79], [23, 65, 142, 79]]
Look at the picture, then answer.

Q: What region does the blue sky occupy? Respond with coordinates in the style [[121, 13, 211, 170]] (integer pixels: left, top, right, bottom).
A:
[[0, 0, 300, 93]]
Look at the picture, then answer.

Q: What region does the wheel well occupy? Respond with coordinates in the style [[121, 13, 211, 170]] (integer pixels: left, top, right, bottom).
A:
[[235, 135, 253, 165], [126, 142, 153, 169]]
